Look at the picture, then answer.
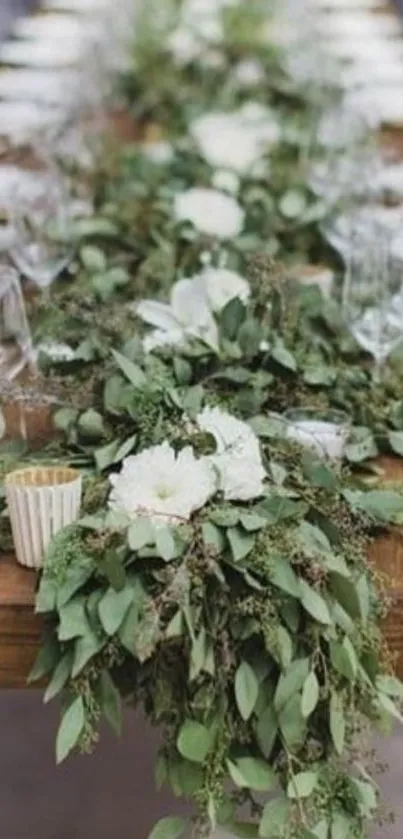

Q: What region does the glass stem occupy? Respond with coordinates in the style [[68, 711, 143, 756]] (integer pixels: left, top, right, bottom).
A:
[[372, 356, 384, 386]]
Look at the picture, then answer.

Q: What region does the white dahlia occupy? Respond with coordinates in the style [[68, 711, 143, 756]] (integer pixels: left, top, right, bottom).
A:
[[109, 442, 216, 524]]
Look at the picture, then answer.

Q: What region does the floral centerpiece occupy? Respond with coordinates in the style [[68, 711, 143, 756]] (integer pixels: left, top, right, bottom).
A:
[[30, 270, 403, 839], [0, 1, 402, 838]]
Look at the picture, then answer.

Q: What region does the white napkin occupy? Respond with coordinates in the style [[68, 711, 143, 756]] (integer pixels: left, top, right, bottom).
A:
[[42, 0, 110, 10], [0, 39, 83, 68], [342, 59, 403, 88], [317, 12, 401, 40], [0, 69, 77, 104], [0, 101, 56, 140], [349, 85, 403, 125], [12, 13, 97, 41], [327, 37, 403, 63], [310, 0, 386, 7]]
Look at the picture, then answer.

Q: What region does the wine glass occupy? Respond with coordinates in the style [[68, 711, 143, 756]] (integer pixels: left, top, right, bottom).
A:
[[285, 408, 350, 461], [307, 103, 382, 208], [9, 174, 73, 290], [342, 223, 403, 381], [0, 265, 34, 382]]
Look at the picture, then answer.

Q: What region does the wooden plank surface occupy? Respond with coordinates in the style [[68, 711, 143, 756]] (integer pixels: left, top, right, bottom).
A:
[[0, 554, 42, 688], [0, 459, 403, 687]]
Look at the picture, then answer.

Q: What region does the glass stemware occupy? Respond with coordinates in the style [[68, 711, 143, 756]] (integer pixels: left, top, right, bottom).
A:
[[342, 223, 403, 381], [9, 175, 73, 290], [285, 408, 350, 461], [0, 265, 34, 382], [307, 103, 382, 209]]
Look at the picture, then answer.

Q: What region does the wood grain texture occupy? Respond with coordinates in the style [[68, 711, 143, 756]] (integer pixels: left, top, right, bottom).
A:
[[1, 458, 403, 685], [0, 555, 42, 688], [368, 457, 403, 678]]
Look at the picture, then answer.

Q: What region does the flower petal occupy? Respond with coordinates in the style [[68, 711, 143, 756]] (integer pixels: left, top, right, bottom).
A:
[[136, 300, 180, 332]]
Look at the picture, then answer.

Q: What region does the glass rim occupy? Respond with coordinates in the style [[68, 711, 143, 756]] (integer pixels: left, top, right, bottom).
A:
[[284, 408, 351, 427]]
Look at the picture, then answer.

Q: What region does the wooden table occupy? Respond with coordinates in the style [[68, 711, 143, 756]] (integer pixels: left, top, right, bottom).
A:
[[1, 494, 403, 687], [0, 555, 42, 688]]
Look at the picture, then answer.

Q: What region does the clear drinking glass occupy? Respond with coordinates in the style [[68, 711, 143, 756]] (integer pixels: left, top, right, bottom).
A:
[[9, 175, 73, 289], [285, 408, 350, 460], [0, 265, 33, 381], [342, 223, 403, 381], [307, 103, 382, 208]]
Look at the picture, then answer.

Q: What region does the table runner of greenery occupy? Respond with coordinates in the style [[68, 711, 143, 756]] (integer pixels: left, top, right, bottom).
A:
[[2, 2, 403, 838]]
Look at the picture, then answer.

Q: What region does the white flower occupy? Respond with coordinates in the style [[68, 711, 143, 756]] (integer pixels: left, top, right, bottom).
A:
[[238, 102, 282, 146], [37, 341, 75, 362], [136, 276, 219, 352], [234, 59, 265, 87], [199, 267, 250, 312], [181, 0, 225, 42], [190, 107, 280, 174], [174, 188, 245, 239], [190, 112, 260, 174], [109, 442, 216, 524], [168, 27, 202, 64], [141, 142, 174, 165], [197, 407, 265, 501], [212, 169, 240, 195]]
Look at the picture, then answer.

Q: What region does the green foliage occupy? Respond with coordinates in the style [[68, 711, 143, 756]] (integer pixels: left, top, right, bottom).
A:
[[18, 0, 403, 837]]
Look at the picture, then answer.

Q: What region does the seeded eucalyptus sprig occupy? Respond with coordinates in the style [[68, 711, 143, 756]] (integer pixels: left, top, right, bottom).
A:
[[3, 1, 402, 838]]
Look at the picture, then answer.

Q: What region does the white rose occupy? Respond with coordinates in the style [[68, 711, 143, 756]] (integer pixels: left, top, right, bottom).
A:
[[174, 188, 245, 239], [191, 112, 260, 174]]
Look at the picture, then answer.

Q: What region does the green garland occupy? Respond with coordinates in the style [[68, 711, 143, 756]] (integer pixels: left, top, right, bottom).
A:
[[1, 2, 403, 838]]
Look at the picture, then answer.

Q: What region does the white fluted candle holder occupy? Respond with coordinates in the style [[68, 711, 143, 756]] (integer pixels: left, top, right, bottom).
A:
[[5, 466, 82, 569]]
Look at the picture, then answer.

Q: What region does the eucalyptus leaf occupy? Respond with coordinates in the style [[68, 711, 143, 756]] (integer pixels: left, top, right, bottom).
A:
[[99, 671, 122, 735], [112, 350, 147, 388], [388, 430, 403, 456], [148, 817, 187, 839], [287, 770, 318, 799], [78, 409, 105, 439], [259, 798, 291, 838], [177, 720, 213, 763], [301, 671, 320, 719], [274, 658, 310, 711], [235, 660, 259, 721], [56, 696, 85, 763], [220, 297, 246, 340], [228, 526, 255, 562], [278, 693, 307, 749], [300, 581, 331, 625], [72, 629, 104, 677], [155, 525, 178, 561], [128, 518, 154, 551], [44, 652, 73, 703], [98, 586, 134, 636], [256, 703, 278, 758], [227, 757, 276, 791]]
